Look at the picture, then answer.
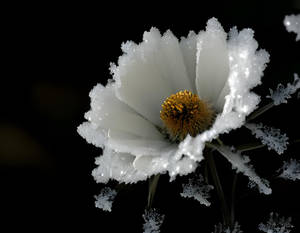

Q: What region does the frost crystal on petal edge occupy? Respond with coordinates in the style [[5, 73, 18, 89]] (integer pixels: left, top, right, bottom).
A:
[[94, 187, 117, 212], [142, 209, 165, 233], [213, 222, 243, 233], [246, 123, 289, 155], [180, 174, 214, 206], [279, 158, 300, 181], [258, 212, 294, 233], [267, 73, 300, 105], [284, 14, 300, 41]]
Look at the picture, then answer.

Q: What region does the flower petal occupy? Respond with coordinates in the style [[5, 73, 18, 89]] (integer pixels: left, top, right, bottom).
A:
[[180, 31, 198, 93], [92, 148, 147, 184], [111, 28, 192, 126], [107, 129, 174, 157], [84, 83, 163, 141], [196, 18, 230, 107]]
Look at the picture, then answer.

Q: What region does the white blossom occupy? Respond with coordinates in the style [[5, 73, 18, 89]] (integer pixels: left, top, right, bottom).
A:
[[180, 174, 214, 206], [142, 209, 165, 233], [267, 73, 300, 105], [279, 158, 300, 181], [284, 14, 300, 41], [258, 212, 294, 233], [78, 18, 269, 184], [94, 187, 117, 212], [246, 123, 289, 155]]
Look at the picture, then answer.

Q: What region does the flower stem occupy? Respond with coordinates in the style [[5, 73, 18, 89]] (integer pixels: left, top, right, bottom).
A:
[[246, 102, 274, 122], [147, 174, 160, 209], [230, 173, 238, 227], [207, 150, 231, 227]]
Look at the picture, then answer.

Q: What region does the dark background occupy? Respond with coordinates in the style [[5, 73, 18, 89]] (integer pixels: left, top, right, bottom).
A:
[[1, 1, 300, 232]]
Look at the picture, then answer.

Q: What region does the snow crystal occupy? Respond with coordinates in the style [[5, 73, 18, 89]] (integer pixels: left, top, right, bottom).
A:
[[94, 187, 117, 212], [215, 145, 272, 195], [258, 212, 294, 233], [246, 123, 289, 155], [142, 209, 165, 233], [213, 222, 243, 233], [284, 14, 300, 41], [180, 174, 214, 206], [267, 74, 300, 105], [279, 158, 300, 181]]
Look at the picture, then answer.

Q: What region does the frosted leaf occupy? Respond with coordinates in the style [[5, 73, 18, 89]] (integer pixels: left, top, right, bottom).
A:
[[94, 187, 117, 212], [246, 123, 289, 155], [180, 174, 214, 206], [213, 222, 243, 233], [142, 209, 165, 233], [279, 159, 300, 181], [284, 14, 300, 41], [258, 212, 294, 233], [215, 145, 272, 195], [267, 74, 300, 105]]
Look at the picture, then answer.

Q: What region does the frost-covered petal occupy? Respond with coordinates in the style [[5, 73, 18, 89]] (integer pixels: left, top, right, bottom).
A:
[[180, 31, 198, 93], [111, 27, 192, 127], [196, 17, 230, 107], [84, 83, 163, 141], [92, 147, 147, 184], [107, 129, 174, 157], [215, 145, 272, 195], [177, 22, 269, 163]]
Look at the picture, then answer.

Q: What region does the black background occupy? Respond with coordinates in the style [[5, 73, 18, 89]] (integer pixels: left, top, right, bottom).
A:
[[1, 1, 300, 232]]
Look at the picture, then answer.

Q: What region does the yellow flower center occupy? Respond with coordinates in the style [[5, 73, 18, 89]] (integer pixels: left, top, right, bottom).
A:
[[160, 90, 214, 142]]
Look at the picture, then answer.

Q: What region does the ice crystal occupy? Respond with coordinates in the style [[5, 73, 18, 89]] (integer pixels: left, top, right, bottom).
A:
[[267, 74, 300, 105], [180, 174, 214, 206], [213, 222, 243, 233], [258, 212, 294, 233], [94, 187, 117, 212], [284, 14, 300, 41], [279, 158, 300, 181], [142, 209, 165, 233], [215, 145, 272, 195], [246, 123, 289, 155]]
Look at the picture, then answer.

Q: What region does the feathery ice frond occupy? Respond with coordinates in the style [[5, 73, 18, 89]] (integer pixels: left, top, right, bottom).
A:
[[284, 14, 300, 41], [142, 209, 165, 233], [279, 158, 300, 181], [246, 123, 289, 155], [180, 174, 214, 206], [213, 222, 243, 233], [94, 187, 117, 212], [258, 212, 294, 233], [267, 73, 300, 105]]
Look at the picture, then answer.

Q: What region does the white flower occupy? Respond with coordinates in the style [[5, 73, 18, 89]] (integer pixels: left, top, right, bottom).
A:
[[78, 18, 269, 184]]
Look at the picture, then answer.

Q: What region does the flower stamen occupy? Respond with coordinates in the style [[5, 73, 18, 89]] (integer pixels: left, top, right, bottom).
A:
[[160, 90, 214, 142]]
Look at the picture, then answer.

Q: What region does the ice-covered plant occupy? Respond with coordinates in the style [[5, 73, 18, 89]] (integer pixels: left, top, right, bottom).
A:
[[78, 15, 300, 232]]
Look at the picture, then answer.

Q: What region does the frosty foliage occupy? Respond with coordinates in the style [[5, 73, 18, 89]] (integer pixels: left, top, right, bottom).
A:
[[279, 159, 300, 181], [142, 209, 165, 233], [180, 174, 214, 206], [246, 123, 289, 155], [213, 222, 243, 233], [284, 14, 300, 41], [94, 187, 117, 212], [267, 74, 300, 105], [258, 212, 294, 233]]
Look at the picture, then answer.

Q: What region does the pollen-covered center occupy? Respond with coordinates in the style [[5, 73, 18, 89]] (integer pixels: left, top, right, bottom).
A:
[[160, 90, 214, 142]]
